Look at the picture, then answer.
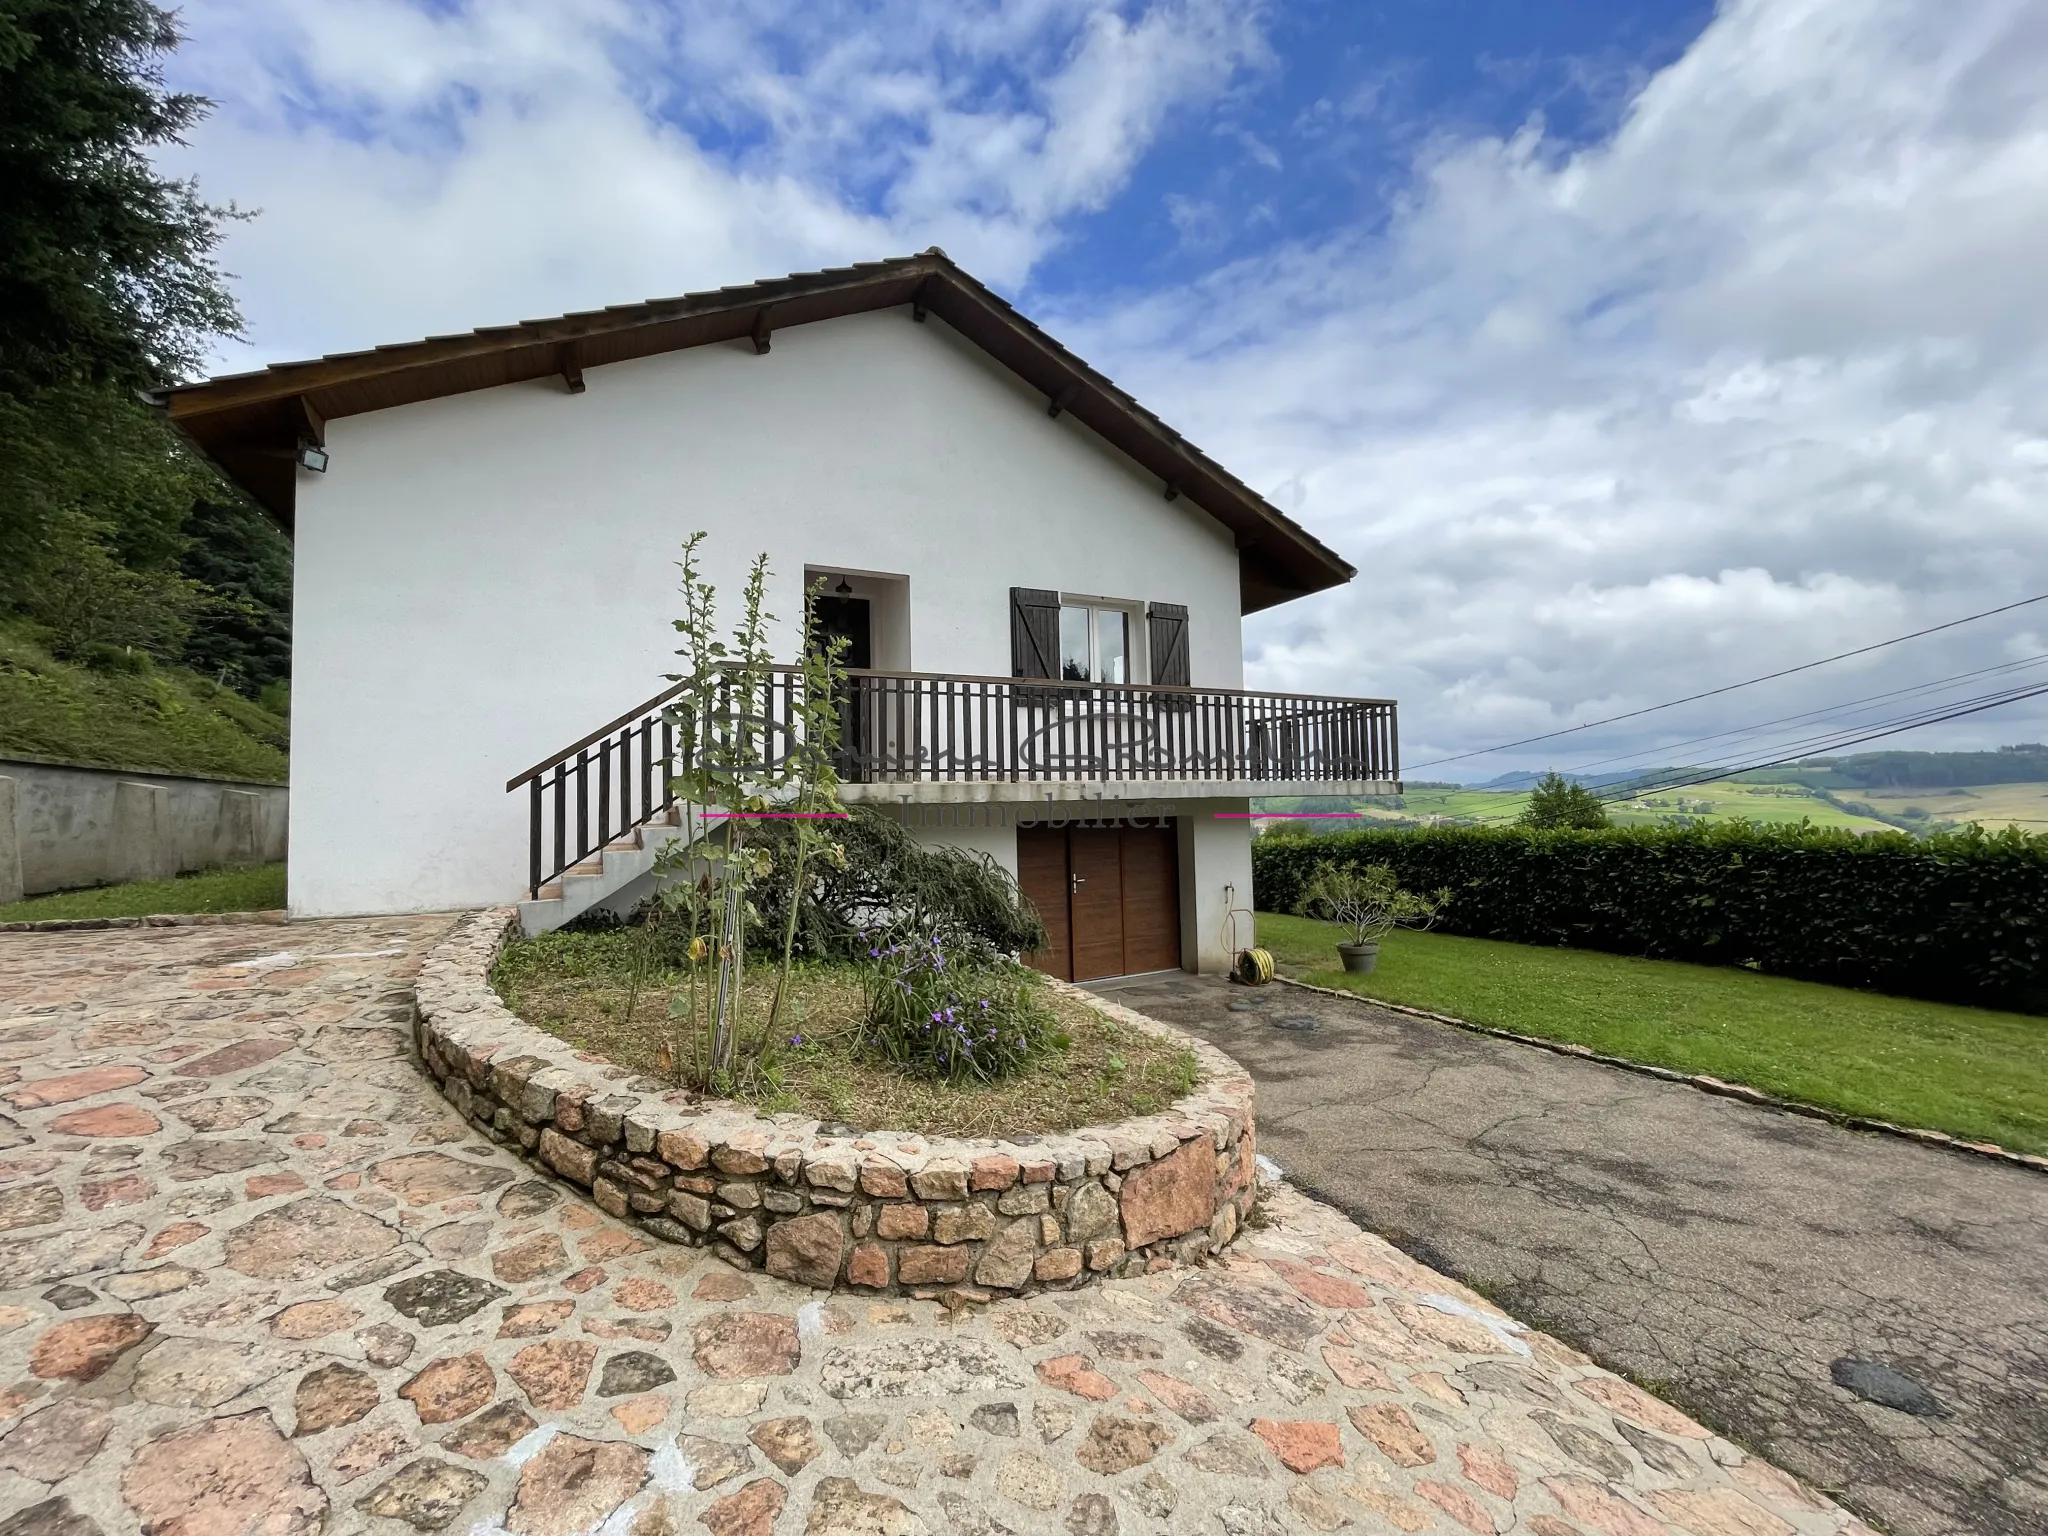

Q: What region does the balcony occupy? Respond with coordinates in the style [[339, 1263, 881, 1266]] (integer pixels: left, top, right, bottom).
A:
[[509, 666, 1399, 897], [826, 668, 1396, 800]]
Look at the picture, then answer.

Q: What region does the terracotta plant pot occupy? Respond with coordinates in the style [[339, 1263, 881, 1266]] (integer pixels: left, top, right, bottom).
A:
[[1337, 941, 1379, 974]]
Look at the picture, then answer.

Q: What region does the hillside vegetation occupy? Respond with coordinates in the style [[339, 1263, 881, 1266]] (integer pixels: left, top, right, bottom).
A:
[[1749, 744, 2048, 789], [0, 620, 288, 782]]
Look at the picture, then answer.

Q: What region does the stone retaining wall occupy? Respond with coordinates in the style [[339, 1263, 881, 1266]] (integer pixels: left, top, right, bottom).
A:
[[414, 908, 1258, 1296]]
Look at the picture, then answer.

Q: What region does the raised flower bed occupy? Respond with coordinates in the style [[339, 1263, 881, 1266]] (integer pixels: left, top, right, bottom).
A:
[[415, 908, 1258, 1296]]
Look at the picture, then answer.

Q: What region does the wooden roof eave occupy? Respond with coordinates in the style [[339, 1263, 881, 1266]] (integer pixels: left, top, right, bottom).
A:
[[156, 252, 1354, 608], [914, 275, 1351, 610]]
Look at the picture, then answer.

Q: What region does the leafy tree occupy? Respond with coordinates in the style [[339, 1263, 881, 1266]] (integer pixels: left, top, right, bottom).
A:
[[23, 506, 202, 661], [0, 376, 209, 613], [0, 2, 290, 707], [0, 0, 242, 394], [1518, 771, 1610, 830]]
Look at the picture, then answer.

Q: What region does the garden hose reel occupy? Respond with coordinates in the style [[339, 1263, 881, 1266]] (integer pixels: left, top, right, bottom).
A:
[[1222, 884, 1273, 985]]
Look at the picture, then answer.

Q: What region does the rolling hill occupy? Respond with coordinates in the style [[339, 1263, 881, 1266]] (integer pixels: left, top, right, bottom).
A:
[[1258, 746, 2048, 835]]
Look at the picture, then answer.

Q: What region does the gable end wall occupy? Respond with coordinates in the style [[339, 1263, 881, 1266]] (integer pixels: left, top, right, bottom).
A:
[[289, 307, 1245, 916]]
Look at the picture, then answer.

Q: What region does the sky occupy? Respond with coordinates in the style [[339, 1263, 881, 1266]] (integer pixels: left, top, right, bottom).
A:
[[159, 0, 2048, 782]]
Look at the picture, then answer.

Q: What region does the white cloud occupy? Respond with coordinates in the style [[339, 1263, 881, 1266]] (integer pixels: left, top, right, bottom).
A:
[[163, 0, 1268, 365], [1060, 0, 2048, 773], [159, 0, 2048, 774]]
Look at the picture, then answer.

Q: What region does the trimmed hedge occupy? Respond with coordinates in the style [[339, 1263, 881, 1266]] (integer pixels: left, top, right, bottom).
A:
[[1252, 823, 2048, 1012]]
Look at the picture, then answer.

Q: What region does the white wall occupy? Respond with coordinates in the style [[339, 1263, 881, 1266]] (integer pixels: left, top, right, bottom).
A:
[[291, 308, 1245, 916], [1179, 798, 1255, 975]]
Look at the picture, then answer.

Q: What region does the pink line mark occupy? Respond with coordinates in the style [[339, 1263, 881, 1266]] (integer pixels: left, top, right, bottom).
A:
[[1213, 811, 1363, 818], [700, 811, 851, 819]]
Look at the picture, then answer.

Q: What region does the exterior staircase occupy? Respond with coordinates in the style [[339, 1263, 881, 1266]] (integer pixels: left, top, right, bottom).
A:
[[516, 805, 708, 936]]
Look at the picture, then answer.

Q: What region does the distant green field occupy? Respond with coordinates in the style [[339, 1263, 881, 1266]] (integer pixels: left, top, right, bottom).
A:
[[1851, 782, 2048, 833], [1261, 780, 1896, 832], [1603, 782, 1892, 831]]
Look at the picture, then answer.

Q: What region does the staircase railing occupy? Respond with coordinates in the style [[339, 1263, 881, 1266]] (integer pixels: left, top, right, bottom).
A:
[[507, 667, 1398, 898]]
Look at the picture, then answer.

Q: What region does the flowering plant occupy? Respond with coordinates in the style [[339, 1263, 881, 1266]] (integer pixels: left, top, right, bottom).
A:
[[858, 929, 1058, 1083]]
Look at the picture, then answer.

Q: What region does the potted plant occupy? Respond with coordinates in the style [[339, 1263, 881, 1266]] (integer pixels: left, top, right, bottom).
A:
[[1296, 864, 1449, 973]]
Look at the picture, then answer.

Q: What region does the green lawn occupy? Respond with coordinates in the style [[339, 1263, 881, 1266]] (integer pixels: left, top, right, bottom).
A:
[[1254, 911, 2048, 1156], [0, 862, 287, 923]]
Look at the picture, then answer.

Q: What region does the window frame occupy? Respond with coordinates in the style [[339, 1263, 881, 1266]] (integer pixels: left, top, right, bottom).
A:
[[1057, 594, 1146, 685]]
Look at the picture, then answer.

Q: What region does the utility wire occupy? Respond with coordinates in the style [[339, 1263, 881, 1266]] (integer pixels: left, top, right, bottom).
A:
[[1597, 680, 2048, 802], [1605, 678, 2048, 798], [1419, 668, 2048, 821], [1555, 652, 2048, 778], [1406, 589, 2048, 772]]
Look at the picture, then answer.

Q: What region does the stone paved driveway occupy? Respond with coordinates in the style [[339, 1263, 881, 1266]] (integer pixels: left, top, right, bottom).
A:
[[0, 919, 1875, 1536], [1092, 973, 2048, 1536]]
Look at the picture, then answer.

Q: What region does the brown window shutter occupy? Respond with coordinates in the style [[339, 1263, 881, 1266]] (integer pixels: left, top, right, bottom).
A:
[[1011, 588, 1061, 679], [1148, 602, 1190, 686]]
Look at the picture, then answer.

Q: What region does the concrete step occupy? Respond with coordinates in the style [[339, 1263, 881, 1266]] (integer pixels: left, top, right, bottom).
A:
[[518, 804, 714, 937]]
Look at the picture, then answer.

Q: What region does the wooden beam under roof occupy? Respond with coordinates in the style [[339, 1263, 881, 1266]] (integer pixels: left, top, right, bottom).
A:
[[155, 251, 1354, 611]]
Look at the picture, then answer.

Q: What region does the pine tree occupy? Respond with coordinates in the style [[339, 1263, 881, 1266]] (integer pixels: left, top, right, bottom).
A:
[[0, 2, 274, 677], [0, 0, 241, 394]]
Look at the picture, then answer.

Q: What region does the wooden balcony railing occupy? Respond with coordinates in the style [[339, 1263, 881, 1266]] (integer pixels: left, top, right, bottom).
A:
[[507, 667, 1398, 898]]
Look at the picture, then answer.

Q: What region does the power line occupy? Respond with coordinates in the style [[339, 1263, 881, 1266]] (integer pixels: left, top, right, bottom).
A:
[[1598, 680, 2048, 802], [1604, 678, 2048, 798], [1556, 652, 2048, 779], [1406, 589, 2048, 772]]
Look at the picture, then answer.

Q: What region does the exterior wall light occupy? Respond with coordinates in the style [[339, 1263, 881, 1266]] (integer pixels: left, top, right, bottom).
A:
[[297, 443, 329, 472]]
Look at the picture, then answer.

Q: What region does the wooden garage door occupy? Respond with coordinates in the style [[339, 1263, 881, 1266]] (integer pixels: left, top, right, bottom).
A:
[[1017, 822, 1180, 982]]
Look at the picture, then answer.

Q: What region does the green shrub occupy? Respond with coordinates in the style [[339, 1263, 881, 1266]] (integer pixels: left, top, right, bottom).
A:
[[749, 804, 1046, 961], [858, 931, 1059, 1082], [1253, 822, 2048, 1011], [80, 642, 151, 675]]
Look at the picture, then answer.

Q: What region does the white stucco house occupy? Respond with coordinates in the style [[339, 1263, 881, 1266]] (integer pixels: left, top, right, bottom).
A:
[[158, 251, 1398, 980]]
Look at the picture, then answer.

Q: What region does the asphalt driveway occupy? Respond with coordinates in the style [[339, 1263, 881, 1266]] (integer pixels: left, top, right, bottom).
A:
[[1091, 971, 2048, 1536]]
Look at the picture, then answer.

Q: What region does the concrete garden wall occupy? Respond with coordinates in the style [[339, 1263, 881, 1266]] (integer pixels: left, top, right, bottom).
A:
[[415, 908, 1259, 1296], [0, 758, 288, 904]]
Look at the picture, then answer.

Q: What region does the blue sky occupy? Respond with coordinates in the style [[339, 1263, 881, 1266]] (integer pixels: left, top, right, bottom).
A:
[[162, 1, 2048, 779], [1036, 1, 1717, 298]]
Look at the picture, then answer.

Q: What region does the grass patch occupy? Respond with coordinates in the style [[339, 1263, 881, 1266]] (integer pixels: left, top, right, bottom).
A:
[[0, 619, 288, 782], [1256, 911, 2048, 1156], [492, 929, 1202, 1138], [0, 862, 287, 923]]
